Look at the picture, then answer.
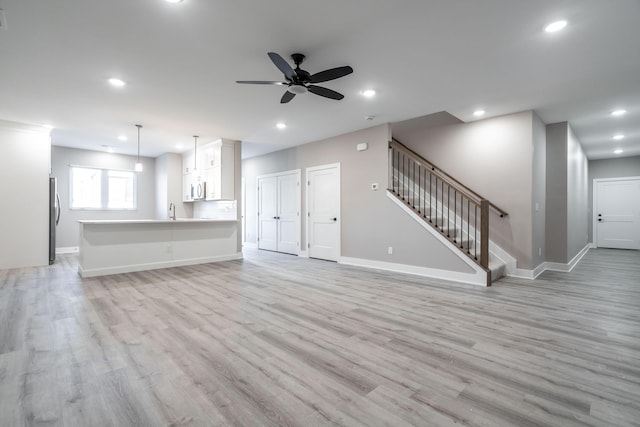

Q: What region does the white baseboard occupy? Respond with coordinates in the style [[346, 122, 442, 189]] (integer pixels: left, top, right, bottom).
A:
[[508, 243, 591, 279], [57, 246, 79, 254], [242, 242, 258, 249], [78, 252, 243, 278], [339, 256, 488, 286], [545, 243, 591, 273]]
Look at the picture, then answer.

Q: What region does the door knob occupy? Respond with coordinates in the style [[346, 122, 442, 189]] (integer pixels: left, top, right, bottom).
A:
[[273, 216, 277, 219], [331, 217, 337, 221]]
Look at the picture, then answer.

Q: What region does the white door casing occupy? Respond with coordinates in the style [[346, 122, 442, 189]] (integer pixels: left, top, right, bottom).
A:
[[307, 163, 341, 261], [257, 170, 301, 255], [593, 177, 640, 249]]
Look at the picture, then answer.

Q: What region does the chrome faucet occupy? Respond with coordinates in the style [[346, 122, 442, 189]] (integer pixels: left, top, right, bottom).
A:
[[169, 202, 176, 220]]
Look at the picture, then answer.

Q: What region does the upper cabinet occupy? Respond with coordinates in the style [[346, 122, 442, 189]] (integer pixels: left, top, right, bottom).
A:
[[204, 140, 235, 200], [182, 139, 236, 202]]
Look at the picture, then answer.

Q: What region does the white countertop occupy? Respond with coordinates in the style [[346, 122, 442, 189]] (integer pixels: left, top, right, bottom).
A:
[[78, 218, 238, 224]]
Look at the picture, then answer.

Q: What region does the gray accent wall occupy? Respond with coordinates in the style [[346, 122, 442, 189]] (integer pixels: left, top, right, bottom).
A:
[[546, 123, 569, 263], [51, 146, 157, 249], [243, 123, 473, 273], [393, 111, 537, 269], [588, 155, 640, 242], [545, 122, 589, 263]]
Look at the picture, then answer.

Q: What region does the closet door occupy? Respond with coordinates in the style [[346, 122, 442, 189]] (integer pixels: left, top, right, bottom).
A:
[[257, 170, 300, 254], [276, 173, 300, 254], [257, 176, 278, 251]]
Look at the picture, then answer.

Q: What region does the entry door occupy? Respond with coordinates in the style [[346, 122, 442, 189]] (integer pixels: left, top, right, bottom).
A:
[[595, 178, 640, 249], [257, 171, 300, 255], [307, 163, 340, 261]]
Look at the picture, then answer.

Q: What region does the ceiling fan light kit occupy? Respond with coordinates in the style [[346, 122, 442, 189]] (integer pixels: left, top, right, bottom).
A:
[[236, 52, 353, 104]]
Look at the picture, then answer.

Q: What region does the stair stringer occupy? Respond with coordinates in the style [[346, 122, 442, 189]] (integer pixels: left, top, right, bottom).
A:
[[387, 192, 489, 286], [391, 169, 515, 279]]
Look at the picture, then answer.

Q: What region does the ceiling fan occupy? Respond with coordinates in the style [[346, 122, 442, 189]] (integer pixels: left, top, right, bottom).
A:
[[236, 52, 353, 104]]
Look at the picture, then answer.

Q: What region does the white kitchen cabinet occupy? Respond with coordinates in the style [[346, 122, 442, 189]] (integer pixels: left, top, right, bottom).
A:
[[204, 140, 235, 200], [183, 172, 193, 202]]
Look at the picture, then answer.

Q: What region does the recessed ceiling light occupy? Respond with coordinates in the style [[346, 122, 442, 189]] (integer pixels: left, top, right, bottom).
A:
[[613, 134, 625, 140], [166, 0, 183, 3], [611, 109, 627, 116], [117, 135, 128, 141], [362, 89, 376, 98], [614, 149, 623, 154], [276, 122, 287, 130], [473, 110, 485, 117], [176, 144, 184, 150], [108, 78, 126, 87], [544, 20, 567, 33]]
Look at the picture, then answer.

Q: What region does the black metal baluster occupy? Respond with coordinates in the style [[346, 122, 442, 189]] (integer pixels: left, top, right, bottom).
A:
[[474, 205, 478, 260], [467, 198, 470, 253], [453, 190, 457, 243], [447, 185, 451, 237], [429, 172, 432, 221], [434, 176, 438, 227]]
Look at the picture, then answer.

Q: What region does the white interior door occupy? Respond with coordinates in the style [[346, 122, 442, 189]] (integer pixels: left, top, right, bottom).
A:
[[257, 170, 300, 254], [258, 176, 277, 251], [307, 163, 340, 261], [595, 178, 640, 249], [277, 173, 300, 255]]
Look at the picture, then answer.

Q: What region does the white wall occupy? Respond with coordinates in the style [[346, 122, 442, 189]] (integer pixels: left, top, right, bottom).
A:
[[0, 121, 51, 268], [155, 153, 191, 220], [394, 111, 536, 269], [51, 146, 156, 249], [243, 124, 472, 273]]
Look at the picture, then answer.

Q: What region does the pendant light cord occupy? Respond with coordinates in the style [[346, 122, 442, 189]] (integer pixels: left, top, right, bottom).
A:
[[193, 135, 199, 170]]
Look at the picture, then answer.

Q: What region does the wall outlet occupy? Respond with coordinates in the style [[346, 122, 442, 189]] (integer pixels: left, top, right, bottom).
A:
[[388, 246, 393, 255], [372, 183, 379, 191]]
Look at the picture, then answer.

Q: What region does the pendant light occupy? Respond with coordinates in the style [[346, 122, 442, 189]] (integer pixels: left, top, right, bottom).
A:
[[134, 124, 143, 172], [193, 135, 199, 171]]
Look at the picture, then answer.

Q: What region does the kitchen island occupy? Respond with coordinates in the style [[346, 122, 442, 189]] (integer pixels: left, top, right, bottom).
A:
[[77, 219, 241, 278]]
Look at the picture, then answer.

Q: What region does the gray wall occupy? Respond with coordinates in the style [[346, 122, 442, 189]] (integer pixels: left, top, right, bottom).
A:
[[566, 125, 589, 259], [0, 121, 51, 268], [393, 111, 536, 269], [588, 155, 640, 242], [51, 146, 157, 249], [531, 112, 547, 268], [545, 122, 569, 262], [545, 122, 589, 263], [243, 123, 472, 273]]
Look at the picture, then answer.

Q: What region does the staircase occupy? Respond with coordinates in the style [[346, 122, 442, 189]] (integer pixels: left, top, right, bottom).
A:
[[388, 138, 509, 286]]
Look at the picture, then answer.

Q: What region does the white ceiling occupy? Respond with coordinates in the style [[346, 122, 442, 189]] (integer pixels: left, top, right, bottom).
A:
[[1, 0, 639, 160]]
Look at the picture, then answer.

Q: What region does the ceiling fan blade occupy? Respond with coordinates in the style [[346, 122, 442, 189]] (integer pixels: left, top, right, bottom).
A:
[[236, 80, 286, 85], [268, 52, 296, 81], [280, 91, 296, 104], [309, 66, 353, 83], [308, 85, 344, 100]]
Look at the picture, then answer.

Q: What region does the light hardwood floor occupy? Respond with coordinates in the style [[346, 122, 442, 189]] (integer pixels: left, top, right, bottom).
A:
[[1, 248, 639, 426]]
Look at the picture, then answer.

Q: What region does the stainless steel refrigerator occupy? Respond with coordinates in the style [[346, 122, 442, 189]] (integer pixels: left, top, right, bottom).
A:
[[49, 177, 60, 265]]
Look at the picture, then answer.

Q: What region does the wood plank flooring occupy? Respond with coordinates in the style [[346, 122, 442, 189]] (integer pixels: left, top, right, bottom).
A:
[[1, 248, 639, 426]]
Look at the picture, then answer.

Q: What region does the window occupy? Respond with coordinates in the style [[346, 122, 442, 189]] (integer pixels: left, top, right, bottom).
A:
[[70, 166, 137, 210]]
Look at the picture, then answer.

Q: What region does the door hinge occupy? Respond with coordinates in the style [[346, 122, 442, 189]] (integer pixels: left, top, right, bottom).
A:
[[308, 180, 310, 186], [307, 212, 310, 217], [308, 243, 310, 249]]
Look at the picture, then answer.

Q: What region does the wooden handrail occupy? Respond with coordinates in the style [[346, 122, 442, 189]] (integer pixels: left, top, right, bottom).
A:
[[390, 138, 508, 217]]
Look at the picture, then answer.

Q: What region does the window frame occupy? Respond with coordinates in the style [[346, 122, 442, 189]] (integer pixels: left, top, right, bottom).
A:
[[69, 165, 138, 211]]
